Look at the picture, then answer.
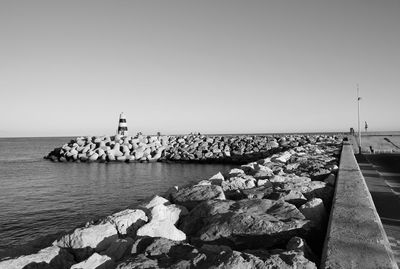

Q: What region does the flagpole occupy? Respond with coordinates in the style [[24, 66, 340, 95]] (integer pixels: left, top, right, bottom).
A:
[[357, 84, 362, 154]]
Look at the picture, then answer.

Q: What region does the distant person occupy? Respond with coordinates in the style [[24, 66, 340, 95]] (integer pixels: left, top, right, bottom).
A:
[[365, 121, 368, 132]]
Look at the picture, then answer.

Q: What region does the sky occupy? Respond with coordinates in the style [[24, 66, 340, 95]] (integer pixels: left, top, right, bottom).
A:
[[0, 0, 399, 137]]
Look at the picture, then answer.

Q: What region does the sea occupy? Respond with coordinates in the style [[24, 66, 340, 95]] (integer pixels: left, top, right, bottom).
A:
[[0, 137, 236, 259]]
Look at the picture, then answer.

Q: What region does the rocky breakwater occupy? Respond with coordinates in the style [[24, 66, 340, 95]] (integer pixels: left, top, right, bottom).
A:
[[4, 135, 343, 268], [45, 133, 339, 164], [45, 134, 169, 163], [163, 134, 286, 163]]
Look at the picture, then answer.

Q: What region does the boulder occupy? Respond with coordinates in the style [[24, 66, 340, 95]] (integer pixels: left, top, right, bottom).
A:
[[272, 151, 292, 163], [140, 195, 170, 209], [0, 246, 74, 269], [115, 254, 159, 269], [324, 173, 336, 186], [136, 204, 187, 241], [70, 253, 115, 269], [299, 198, 327, 227], [245, 248, 317, 269], [240, 184, 273, 199], [171, 185, 225, 210], [266, 190, 308, 207], [226, 168, 245, 178], [102, 238, 134, 261], [286, 236, 317, 261], [252, 169, 274, 180], [202, 250, 265, 268], [196, 180, 212, 186], [267, 140, 279, 149], [208, 172, 224, 185], [180, 199, 310, 249], [221, 175, 256, 192], [55, 222, 118, 252], [257, 179, 269, 187], [105, 209, 148, 236]]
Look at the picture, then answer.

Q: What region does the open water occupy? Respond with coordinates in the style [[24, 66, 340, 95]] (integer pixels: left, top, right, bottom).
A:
[[0, 137, 235, 258]]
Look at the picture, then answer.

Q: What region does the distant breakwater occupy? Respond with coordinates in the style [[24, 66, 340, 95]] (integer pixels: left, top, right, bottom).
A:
[[44, 134, 341, 164]]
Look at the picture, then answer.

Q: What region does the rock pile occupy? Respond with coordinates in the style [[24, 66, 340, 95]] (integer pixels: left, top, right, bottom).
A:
[[45, 133, 341, 164], [45, 134, 168, 163], [3, 135, 343, 268]]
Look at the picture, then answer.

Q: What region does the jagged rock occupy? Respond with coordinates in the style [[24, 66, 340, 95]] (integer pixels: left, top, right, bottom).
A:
[[208, 172, 224, 185], [267, 140, 279, 149], [203, 250, 265, 268], [245, 248, 317, 269], [272, 151, 292, 163], [70, 253, 114, 269], [221, 175, 256, 192], [299, 198, 327, 227], [324, 173, 336, 186], [226, 168, 245, 178], [102, 237, 134, 261], [310, 168, 331, 181], [285, 162, 300, 173], [170, 185, 225, 210], [240, 184, 273, 199], [116, 254, 159, 269], [141, 195, 170, 209], [196, 179, 212, 186], [55, 222, 118, 252], [0, 246, 74, 269], [253, 169, 274, 180], [273, 176, 333, 207], [266, 190, 308, 207], [104, 209, 148, 236], [180, 199, 310, 249], [136, 204, 187, 241], [257, 179, 269, 186], [270, 175, 311, 185]]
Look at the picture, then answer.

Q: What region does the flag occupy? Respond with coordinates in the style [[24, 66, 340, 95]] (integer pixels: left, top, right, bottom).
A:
[[358, 97, 362, 101]]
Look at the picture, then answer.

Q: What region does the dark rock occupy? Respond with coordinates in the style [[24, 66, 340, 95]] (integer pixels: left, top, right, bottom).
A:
[[170, 185, 225, 210], [180, 199, 310, 250], [266, 190, 308, 207], [240, 184, 273, 199], [116, 254, 159, 269]]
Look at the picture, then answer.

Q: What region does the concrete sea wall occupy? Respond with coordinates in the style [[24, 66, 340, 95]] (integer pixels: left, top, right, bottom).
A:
[[2, 135, 343, 268], [321, 142, 398, 269]]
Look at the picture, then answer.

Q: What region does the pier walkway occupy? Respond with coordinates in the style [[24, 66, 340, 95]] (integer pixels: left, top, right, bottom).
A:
[[357, 154, 400, 266]]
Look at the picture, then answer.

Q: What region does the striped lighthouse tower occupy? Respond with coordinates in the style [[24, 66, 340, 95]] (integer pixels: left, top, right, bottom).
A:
[[117, 112, 128, 136]]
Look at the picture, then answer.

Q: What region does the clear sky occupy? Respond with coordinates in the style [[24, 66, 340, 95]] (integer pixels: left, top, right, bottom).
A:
[[0, 0, 399, 137]]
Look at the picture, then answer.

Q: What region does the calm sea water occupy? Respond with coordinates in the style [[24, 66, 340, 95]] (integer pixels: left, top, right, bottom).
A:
[[0, 137, 235, 258]]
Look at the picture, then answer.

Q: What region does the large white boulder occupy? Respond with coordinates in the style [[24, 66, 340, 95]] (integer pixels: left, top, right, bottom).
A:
[[55, 222, 118, 252], [105, 209, 148, 235], [136, 204, 187, 241], [141, 195, 170, 209]]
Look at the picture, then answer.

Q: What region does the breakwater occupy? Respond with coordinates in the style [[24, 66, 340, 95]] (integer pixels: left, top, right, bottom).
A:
[[2, 135, 343, 268], [45, 133, 339, 164]]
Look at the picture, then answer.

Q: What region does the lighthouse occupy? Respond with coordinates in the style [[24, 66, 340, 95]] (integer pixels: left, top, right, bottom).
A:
[[117, 112, 128, 136]]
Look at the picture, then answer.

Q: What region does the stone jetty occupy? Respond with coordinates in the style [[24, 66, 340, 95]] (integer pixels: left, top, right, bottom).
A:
[[45, 133, 340, 164], [2, 135, 343, 268]]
